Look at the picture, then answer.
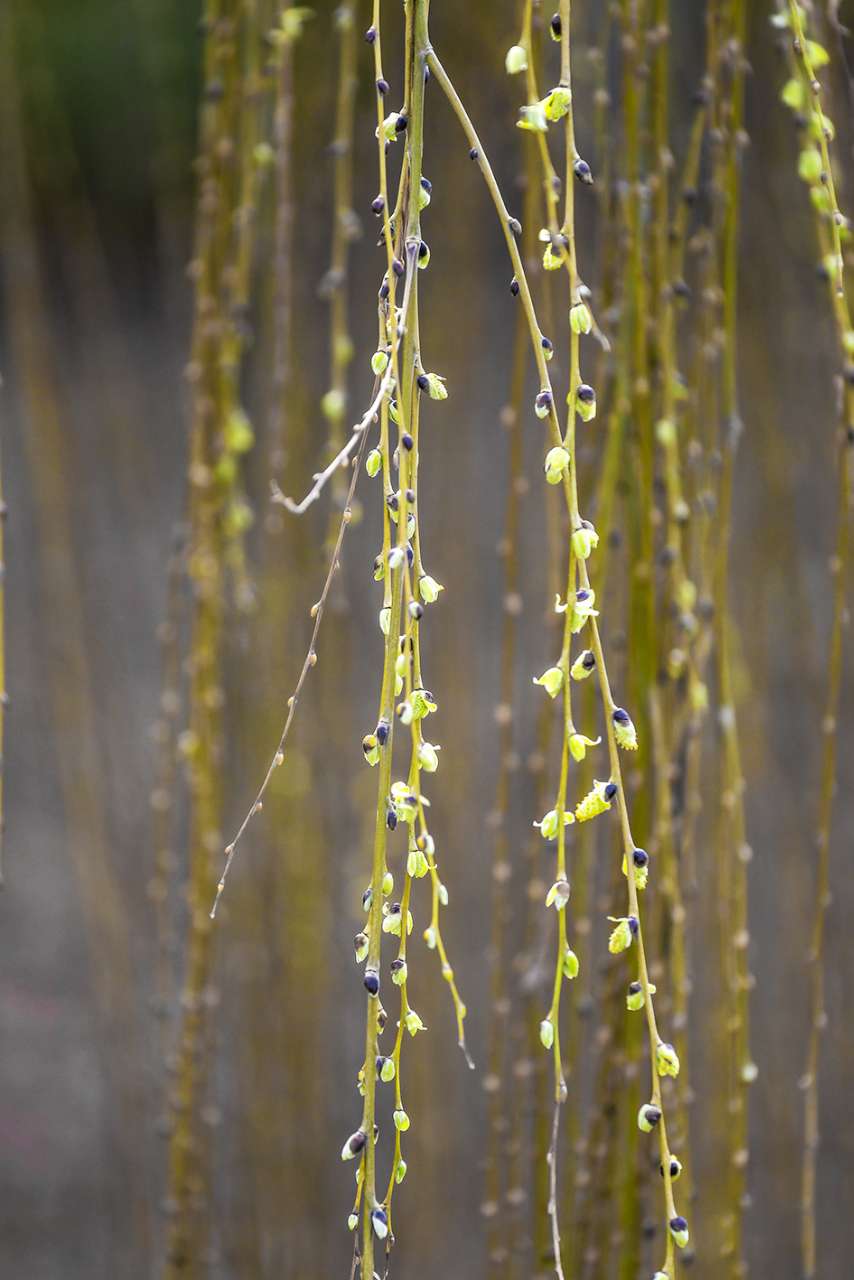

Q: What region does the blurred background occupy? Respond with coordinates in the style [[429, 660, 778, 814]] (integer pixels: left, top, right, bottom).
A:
[[1, 1, 852, 1277]]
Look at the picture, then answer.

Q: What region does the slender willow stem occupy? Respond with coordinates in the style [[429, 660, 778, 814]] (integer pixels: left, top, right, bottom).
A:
[[428, 24, 682, 1276]]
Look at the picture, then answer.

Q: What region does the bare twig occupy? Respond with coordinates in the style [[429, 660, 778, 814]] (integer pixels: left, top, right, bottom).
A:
[[211, 261, 416, 917]]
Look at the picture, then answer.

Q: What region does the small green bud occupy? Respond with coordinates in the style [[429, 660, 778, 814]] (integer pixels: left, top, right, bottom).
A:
[[393, 1108, 410, 1131], [418, 181, 431, 211], [545, 878, 571, 910], [742, 1060, 759, 1084], [534, 807, 575, 840], [563, 948, 580, 979], [379, 607, 391, 635], [366, 449, 382, 478], [570, 650, 596, 681], [806, 39, 830, 69], [418, 741, 440, 773], [539, 1018, 554, 1050], [669, 1216, 690, 1249], [423, 925, 437, 949], [608, 916, 637, 954], [575, 779, 614, 823], [568, 588, 598, 633], [505, 43, 528, 75], [543, 85, 572, 122], [391, 958, 408, 986], [382, 871, 394, 897], [395, 1159, 408, 1184], [419, 574, 444, 604], [321, 388, 345, 422], [571, 522, 599, 560], [379, 1056, 396, 1083], [347, 1213, 358, 1232], [626, 981, 645, 1011], [544, 445, 570, 484], [569, 302, 593, 335], [354, 932, 369, 964], [422, 372, 448, 400], [780, 78, 803, 111], [533, 665, 564, 698], [377, 112, 402, 142], [517, 103, 549, 133], [407, 848, 429, 878], [656, 417, 676, 446], [224, 498, 253, 537], [637, 1103, 661, 1133], [612, 707, 638, 751], [410, 688, 437, 719], [404, 1008, 425, 1036], [576, 383, 597, 422], [224, 407, 254, 454], [371, 349, 389, 376], [535, 389, 553, 419], [798, 146, 823, 185], [278, 7, 313, 43], [656, 1041, 680, 1079]]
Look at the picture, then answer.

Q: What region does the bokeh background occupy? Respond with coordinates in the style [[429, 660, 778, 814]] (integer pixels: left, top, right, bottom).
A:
[[1, 1, 852, 1278]]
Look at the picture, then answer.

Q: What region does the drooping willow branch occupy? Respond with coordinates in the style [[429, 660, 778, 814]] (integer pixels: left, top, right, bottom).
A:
[[427, 16, 688, 1275], [776, 5, 854, 1277]]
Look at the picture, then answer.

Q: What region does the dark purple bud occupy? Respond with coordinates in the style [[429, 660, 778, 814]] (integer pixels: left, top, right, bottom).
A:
[[417, 373, 429, 391], [628, 915, 639, 935], [550, 14, 562, 37], [510, 277, 520, 296], [604, 782, 618, 801], [577, 383, 595, 403], [376, 77, 389, 95], [469, 147, 479, 160], [395, 113, 408, 132], [632, 848, 649, 868], [364, 970, 380, 996], [421, 176, 432, 193], [365, 25, 377, 43], [401, 432, 413, 450], [574, 158, 593, 184], [612, 707, 630, 725], [371, 195, 385, 215], [376, 718, 390, 746], [346, 1128, 367, 1155]]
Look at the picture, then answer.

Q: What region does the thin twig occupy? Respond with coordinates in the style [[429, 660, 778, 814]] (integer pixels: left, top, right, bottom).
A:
[[211, 261, 416, 918], [276, 364, 396, 515]]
